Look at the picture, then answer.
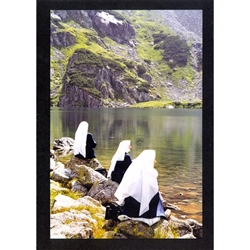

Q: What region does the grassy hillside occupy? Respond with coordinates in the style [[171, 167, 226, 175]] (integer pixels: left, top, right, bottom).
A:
[[50, 10, 202, 107]]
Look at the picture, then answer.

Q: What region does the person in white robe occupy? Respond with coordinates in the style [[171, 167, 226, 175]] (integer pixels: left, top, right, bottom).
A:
[[73, 121, 97, 159], [114, 149, 166, 226], [107, 140, 132, 184]]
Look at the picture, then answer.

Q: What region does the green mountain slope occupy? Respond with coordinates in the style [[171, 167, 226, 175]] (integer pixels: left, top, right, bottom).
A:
[[50, 10, 202, 108]]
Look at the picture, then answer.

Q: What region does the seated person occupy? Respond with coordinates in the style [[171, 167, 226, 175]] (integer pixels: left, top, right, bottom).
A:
[[107, 140, 132, 184], [110, 150, 166, 225], [73, 121, 97, 159]]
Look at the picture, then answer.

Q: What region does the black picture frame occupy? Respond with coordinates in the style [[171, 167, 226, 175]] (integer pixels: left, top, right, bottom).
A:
[[37, 0, 213, 249]]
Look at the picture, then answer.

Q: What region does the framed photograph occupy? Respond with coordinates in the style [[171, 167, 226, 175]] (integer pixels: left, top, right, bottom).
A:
[[37, 0, 213, 249]]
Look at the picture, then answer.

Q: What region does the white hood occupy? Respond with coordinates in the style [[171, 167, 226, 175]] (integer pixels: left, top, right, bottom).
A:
[[73, 121, 88, 157], [107, 140, 131, 178], [114, 149, 158, 216]]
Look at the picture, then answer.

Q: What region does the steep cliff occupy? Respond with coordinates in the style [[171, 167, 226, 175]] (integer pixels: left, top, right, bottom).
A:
[[50, 10, 202, 108]]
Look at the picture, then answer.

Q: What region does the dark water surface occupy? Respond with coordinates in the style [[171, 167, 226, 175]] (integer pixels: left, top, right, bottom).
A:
[[50, 107, 202, 223]]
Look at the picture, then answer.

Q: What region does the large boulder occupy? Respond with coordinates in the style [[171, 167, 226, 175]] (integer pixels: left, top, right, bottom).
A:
[[88, 178, 119, 205], [53, 137, 74, 157], [66, 163, 106, 188], [65, 155, 108, 177], [51, 167, 73, 184], [50, 195, 105, 239]]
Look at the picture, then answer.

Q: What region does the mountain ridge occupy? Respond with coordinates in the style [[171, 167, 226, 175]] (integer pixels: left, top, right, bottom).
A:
[[50, 10, 202, 108]]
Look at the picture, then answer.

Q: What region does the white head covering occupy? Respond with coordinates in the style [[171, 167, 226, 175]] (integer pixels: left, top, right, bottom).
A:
[[73, 121, 89, 158], [114, 149, 158, 216], [107, 140, 131, 178]]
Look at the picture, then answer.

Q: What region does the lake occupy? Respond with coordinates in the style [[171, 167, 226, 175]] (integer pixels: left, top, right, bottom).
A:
[[50, 107, 202, 223]]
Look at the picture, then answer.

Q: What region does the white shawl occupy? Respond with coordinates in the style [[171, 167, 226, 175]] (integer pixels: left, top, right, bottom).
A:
[[73, 121, 89, 158], [107, 140, 131, 178], [114, 149, 159, 216]]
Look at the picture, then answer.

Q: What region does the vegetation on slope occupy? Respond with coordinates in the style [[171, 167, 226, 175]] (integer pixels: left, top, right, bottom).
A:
[[50, 10, 202, 107]]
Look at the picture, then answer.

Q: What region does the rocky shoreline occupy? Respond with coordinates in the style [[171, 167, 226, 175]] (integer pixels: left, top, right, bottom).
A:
[[50, 137, 202, 239]]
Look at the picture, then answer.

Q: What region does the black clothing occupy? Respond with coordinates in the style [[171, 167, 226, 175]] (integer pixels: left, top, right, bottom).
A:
[[111, 153, 132, 184], [105, 193, 166, 220], [105, 203, 123, 220], [121, 193, 165, 219], [75, 133, 96, 159]]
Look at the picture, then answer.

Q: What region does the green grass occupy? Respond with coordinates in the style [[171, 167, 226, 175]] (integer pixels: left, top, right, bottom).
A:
[[130, 100, 202, 108], [130, 100, 175, 108], [130, 10, 176, 63], [169, 223, 179, 238], [50, 183, 107, 238]]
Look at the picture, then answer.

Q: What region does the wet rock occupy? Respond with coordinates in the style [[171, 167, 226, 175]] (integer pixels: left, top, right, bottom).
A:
[[163, 202, 180, 211]]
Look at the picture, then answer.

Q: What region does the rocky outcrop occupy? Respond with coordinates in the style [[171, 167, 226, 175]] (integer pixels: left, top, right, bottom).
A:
[[53, 10, 93, 29], [59, 85, 103, 107], [88, 11, 135, 44], [50, 31, 75, 47], [50, 10, 92, 48], [52, 137, 74, 157], [58, 48, 159, 107], [51, 10, 135, 45], [50, 138, 203, 239]]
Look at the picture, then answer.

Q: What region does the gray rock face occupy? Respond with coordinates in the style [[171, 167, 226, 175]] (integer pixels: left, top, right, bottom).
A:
[[59, 85, 103, 107], [88, 11, 135, 44], [55, 10, 93, 29], [59, 49, 158, 107], [50, 31, 75, 47]]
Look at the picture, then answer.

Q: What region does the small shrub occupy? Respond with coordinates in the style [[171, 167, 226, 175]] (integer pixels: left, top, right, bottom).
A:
[[137, 64, 147, 76], [162, 35, 190, 68]]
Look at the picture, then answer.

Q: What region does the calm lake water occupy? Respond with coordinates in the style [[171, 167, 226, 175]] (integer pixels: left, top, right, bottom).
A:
[[50, 107, 202, 223]]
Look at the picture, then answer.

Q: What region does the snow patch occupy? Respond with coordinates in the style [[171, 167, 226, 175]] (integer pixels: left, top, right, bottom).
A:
[[97, 11, 123, 25]]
